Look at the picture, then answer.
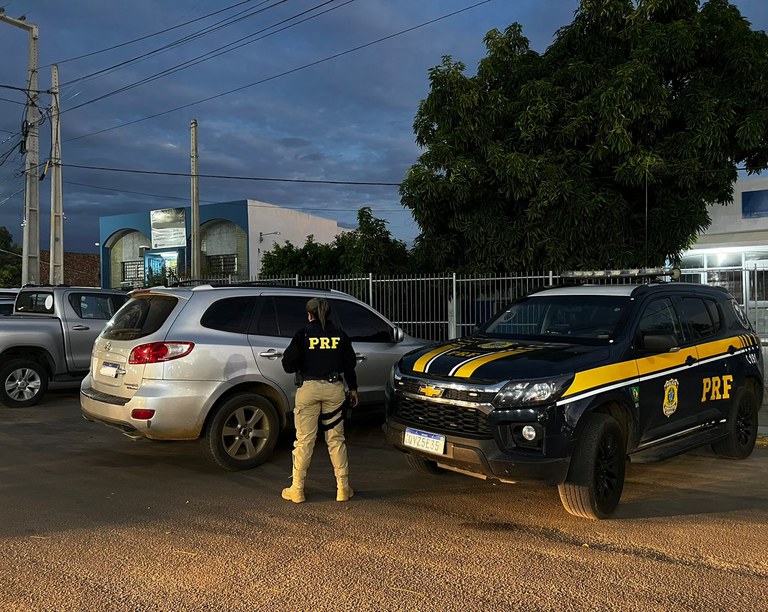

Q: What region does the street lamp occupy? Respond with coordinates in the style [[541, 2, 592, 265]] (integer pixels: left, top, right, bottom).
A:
[[259, 231, 281, 243]]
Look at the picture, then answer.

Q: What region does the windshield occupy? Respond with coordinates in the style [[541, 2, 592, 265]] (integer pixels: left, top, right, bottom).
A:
[[480, 295, 632, 341]]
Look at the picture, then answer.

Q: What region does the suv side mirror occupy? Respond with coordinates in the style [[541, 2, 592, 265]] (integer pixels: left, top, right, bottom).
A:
[[393, 327, 404, 343], [640, 333, 679, 353]]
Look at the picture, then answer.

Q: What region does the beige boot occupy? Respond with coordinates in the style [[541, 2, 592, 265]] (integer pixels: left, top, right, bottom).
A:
[[281, 470, 306, 504], [336, 474, 354, 502]]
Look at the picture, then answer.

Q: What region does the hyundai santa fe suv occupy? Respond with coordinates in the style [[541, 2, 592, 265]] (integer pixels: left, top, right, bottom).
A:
[[81, 284, 424, 470]]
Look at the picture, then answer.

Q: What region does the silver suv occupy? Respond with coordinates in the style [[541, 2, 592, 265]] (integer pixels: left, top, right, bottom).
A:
[[80, 284, 424, 470]]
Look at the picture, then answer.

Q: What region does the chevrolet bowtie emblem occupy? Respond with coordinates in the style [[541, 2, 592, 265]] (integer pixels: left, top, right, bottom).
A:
[[418, 384, 445, 398]]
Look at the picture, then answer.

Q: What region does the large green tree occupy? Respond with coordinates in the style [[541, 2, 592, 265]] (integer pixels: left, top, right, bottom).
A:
[[260, 207, 410, 276], [0, 227, 22, 287], [400, 0, 768, 271]]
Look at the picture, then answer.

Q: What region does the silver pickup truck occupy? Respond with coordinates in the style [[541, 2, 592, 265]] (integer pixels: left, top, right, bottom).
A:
[[0, 286, 128, 407]]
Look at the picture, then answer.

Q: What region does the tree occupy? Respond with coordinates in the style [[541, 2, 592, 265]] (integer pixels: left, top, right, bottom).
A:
[[400, 0, 768, 271], [335, 207, 410, 274], [260, 208, 410, 276], [0, 227, 22, 287]]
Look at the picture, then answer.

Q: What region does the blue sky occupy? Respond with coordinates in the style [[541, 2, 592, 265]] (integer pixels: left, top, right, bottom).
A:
[[1, 0, 767, 254]]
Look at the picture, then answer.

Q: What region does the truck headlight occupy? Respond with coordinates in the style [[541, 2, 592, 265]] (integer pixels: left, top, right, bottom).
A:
[[492, 375, 573, 408]]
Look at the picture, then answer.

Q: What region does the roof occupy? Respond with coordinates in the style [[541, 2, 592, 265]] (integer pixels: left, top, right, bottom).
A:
[[532, 283, 729, 298]]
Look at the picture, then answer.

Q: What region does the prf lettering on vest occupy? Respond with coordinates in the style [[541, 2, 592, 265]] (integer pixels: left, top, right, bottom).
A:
[[308, 337, 341, 349], [701, 375, 733, 402]]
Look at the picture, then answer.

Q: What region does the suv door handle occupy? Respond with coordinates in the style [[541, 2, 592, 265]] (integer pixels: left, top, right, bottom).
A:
[[685, 355, 697, 366], [355, 352, 367, 361], [258, 349, 283, 359], [72, 325, 90, 331]]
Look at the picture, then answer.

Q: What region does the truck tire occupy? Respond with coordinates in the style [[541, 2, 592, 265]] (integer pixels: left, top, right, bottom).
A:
[[406, 453, 444, 474], [201, 393, 279, 471], [0, 359, 49, 408], [712, 387, 758, 460], [558, 413, 626, 520]]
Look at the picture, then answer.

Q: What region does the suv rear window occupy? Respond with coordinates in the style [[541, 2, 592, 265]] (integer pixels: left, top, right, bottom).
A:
[[102, 295, 178, 341], [201, 297, 258, 334]]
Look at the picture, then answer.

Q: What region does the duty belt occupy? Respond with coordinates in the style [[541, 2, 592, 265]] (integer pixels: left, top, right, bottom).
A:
[[303, 372, 342, 383]]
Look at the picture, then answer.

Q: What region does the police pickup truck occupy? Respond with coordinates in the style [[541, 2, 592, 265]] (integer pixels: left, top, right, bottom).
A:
[[0, 285, 127, 407], [385, 271, 763, 519]]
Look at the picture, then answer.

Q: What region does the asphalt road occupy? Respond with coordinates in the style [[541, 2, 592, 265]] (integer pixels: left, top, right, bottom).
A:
[[1, 390, 767, 611]]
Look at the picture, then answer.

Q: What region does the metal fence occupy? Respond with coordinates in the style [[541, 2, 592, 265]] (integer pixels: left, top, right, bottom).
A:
[[238, 268, 765, 342], [161, 267, 768, 341]]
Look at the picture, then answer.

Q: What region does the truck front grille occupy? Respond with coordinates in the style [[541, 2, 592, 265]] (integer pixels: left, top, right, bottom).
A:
[[395, 396, 493, 438]]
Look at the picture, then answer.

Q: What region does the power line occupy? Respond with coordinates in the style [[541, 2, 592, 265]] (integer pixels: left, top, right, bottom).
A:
[[64, 180, 218, 203], [64, 0, 350, 113], [65, 183, 409, 214], [64, 0, 494, 142], [59, 0, 284, 88], [61, 163, 402, 185], [62, 179, 410, 212], [46, 0, 263, 67]]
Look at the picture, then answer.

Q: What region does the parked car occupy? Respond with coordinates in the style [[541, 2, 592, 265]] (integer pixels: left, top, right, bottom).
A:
[[0, 286, 128, 407], [80, 284, 425, 470], [0, 288, 20, 316], [385, 274, 764, 519]]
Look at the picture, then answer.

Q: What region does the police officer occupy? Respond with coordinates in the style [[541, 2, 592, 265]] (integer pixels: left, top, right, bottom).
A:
[[281, 297, 359, 503]]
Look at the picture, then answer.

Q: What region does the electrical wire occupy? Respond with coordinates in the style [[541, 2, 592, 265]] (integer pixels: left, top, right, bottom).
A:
[[61, 163, 401, 186], [59, 0, 285, 88], [46, 0, 263, 67], [63, 0, 350, 113], [62, 179, 410, 212], [64, 0, 494, 143]]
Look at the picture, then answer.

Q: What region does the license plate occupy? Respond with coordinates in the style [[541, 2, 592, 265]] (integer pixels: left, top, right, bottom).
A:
[[404, 427, 445, 455], [99, 361, 119, 378]]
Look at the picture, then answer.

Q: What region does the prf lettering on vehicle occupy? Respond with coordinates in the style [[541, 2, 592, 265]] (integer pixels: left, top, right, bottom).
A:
[[701, 375, 733, 401], [309, 337, 341, 349]]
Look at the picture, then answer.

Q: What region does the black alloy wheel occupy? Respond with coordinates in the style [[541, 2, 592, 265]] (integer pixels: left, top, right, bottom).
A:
[[558, 413, 626, 520], [712, 387, 758, 460]]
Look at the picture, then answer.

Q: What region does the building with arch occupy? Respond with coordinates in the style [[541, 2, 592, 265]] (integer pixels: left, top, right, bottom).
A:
[[98, 199, 345, 288]]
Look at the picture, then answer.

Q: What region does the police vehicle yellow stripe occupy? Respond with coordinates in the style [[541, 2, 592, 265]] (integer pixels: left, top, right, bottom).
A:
[[563, 361, 639, 397], [412, 343, 461, 373], [451, 347, 538, 378], [562, 334, 751, 399]]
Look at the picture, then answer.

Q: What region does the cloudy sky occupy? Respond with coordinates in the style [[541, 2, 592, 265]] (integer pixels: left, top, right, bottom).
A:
[[1, 0, 767, 255]]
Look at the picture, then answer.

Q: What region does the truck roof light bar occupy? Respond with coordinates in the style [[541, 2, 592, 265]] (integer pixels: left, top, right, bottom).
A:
[[560, 267, 681, 280]]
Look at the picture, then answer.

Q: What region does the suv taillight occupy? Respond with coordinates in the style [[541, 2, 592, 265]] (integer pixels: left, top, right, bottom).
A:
[[129, 342, 194, 364]]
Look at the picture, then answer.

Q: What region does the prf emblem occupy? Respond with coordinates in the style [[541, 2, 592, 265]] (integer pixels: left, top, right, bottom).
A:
[[418, 385, 445, 398], [663, 379, 679, 417]]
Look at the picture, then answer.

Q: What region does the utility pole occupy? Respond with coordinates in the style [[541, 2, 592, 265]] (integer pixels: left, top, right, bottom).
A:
[[0, 10, 40, 285], [49, 64, 63, 285], [190, 119, 201, 278]]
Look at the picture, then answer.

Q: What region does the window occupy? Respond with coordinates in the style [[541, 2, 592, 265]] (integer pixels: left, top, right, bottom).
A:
[[678, 297, 717, 339], [69, 293, 126, 320], [332, 299, 393, 343], [206, 254, 238, 275], [15, 291, 54, 314], [102, 295, 178, 341], [253, 296, 313, 338], [201, 297, 257, 334], [482, 295, 631, 340], [122, 261, 145, 282], [731, 299, 751, 330], [637, 298, 684, 343]]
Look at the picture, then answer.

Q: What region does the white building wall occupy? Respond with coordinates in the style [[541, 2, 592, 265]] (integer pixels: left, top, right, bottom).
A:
[[696, 177, 768, 249], [245, 199, 346, 275]]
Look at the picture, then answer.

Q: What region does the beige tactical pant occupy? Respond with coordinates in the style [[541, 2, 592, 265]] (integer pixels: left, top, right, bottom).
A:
[[292, 380, 348, 479]]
